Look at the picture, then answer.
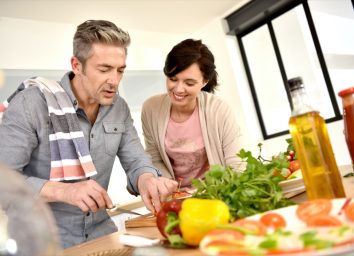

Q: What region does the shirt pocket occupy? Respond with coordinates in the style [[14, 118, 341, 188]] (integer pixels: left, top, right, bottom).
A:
[[103, 122, 125, 157]]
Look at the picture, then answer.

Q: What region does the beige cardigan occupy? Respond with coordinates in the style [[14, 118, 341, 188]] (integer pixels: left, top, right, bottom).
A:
[[141, 91, 242, 179]]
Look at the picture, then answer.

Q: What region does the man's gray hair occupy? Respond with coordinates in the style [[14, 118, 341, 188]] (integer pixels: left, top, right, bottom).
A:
[[73, 20, 131, 66]]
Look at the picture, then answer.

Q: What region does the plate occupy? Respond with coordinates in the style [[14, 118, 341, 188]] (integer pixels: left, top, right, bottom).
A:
[[201, 198, 354, 256], [248, 198, 354, 255], [279, 177, 306, 198], [171, 188, 196, 200]]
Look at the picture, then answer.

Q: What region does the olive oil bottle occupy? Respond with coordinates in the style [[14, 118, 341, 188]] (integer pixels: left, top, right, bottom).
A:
[[288, 77, 345, 199]]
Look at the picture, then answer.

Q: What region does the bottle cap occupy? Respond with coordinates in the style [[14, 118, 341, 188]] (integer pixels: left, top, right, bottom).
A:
[[338, 87, 354, 97], [288, 77, 304, 92]]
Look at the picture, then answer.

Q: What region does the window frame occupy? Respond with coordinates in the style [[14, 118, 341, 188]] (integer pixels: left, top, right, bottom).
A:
[[225, 0, 342, 139]]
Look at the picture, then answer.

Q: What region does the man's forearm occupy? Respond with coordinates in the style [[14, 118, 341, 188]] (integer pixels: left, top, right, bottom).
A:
[[40, 181, 68, 203]]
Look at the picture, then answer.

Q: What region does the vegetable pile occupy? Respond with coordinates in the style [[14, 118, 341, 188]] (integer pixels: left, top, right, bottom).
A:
[[155, 139, 305, 248], [192, 144, 295, 220]]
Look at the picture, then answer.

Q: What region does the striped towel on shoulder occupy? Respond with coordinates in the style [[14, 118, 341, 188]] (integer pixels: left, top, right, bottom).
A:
[[0, 76, 97, 181]]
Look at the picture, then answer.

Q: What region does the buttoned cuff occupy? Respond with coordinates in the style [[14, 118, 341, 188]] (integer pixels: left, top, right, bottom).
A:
[[25, 176, 48, 194], [127, 166, 161, 195]]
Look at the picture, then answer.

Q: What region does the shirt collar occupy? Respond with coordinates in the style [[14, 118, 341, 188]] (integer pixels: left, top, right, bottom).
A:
[[60, 71, 80, 110], [60, 71, 119, 111]]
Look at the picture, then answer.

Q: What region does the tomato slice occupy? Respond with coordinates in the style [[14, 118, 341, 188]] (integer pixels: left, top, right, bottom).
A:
[[202, 245, 250, 256], [206, 229, 245, 239], [200, 229, 248, 255], [202, 229, 245, 246], [344, 202, 354, 221], [306, 214, 342, 227], [231, 219, 267, 236], [335, 237, 354, 247], [266, 247, 315, 255], [296, 199, 332, 222], [260, 212, 286, 229], [171, 191, 191, 199]]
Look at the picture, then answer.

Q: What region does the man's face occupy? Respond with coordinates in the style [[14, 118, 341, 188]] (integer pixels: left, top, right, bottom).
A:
[[72, 43, 127, 106]]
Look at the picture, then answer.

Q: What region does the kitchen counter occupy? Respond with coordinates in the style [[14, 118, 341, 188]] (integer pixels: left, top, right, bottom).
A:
[[63, 165, 354, 256]]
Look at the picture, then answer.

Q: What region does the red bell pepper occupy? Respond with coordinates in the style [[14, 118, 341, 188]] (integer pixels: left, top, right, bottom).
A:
[[156, 199, 182, 238]]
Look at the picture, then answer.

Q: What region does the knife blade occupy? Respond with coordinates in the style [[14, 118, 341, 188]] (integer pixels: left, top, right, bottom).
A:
[[107, 205, 142, 216], [337, 198, 352, 215]]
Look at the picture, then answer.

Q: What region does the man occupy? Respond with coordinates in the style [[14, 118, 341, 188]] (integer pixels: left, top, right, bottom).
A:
[[0, 20, 177, 248]]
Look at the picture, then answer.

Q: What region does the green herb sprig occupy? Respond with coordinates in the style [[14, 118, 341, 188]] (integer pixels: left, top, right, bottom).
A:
[[191, 144, 295, 221]]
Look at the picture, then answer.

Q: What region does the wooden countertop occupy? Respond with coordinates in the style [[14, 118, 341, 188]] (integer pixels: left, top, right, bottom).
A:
[[63, 165, 354, 256], [62, 226, 200, 256]]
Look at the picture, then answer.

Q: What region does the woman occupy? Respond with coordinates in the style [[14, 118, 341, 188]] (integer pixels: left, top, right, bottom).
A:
[[141, 39, 242, 187]]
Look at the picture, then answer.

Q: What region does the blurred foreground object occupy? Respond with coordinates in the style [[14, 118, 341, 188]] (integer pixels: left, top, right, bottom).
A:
[[0, 164, 61, 256]]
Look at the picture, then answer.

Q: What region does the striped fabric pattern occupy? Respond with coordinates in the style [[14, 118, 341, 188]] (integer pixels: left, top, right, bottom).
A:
[[0, 77, 97, 181]]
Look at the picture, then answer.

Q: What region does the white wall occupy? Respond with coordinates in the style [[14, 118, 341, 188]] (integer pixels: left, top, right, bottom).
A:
[[0, 17, 185, 71], [0, 18, 73, 70], [0, 9, 351, 204]]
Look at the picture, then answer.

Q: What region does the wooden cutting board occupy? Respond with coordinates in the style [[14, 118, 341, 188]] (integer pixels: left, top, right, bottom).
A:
[[86, 248, 133, 256], [125, 213, 156, 228]]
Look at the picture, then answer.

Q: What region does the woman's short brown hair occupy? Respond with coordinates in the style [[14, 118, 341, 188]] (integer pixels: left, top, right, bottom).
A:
[[163, 39, 219, 93]]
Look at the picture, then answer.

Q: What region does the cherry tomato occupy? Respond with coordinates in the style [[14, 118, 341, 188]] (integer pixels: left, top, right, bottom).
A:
[[260, 212, 286, 229], [231, 219, 267, 236], [296, 199, 332, 222], [272, 169, 286, 180], [344, 202, 354, 221], [272, 169, 280, 177], [289, 160, 300, 173], [280, 168, 291, 178], [306, 214, 342, 227]]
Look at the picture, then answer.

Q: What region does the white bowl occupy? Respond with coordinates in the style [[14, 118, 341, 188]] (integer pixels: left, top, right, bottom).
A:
[[279, 177, 306, 198]]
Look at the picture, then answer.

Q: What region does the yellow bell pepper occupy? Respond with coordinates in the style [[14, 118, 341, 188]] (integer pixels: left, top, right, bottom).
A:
[[179, 198, 230, 246]]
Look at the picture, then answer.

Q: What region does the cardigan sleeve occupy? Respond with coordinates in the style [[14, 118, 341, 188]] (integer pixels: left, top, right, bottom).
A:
[[141, 97, 173, 179], [198, 92, 243, 173], [219, 103, 241, 170]]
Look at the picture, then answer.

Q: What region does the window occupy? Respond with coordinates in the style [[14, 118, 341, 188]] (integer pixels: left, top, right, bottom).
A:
[[225, 0, 354, 139]]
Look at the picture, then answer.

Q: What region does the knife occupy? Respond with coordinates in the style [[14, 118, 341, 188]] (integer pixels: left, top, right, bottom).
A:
[[337, 198, 352, 215], [107, 205, 142, 216]]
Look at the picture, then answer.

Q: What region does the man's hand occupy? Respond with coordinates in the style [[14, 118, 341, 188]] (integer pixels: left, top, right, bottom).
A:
[[138, 173, 178, 213], [40, 179, 113, 212]]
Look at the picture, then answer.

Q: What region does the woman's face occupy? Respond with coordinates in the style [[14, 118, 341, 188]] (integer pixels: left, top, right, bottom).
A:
[[166, 63, 207, 109]]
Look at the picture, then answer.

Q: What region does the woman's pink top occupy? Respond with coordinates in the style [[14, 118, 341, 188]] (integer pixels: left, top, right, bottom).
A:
[[164, 106, 209, 187]]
